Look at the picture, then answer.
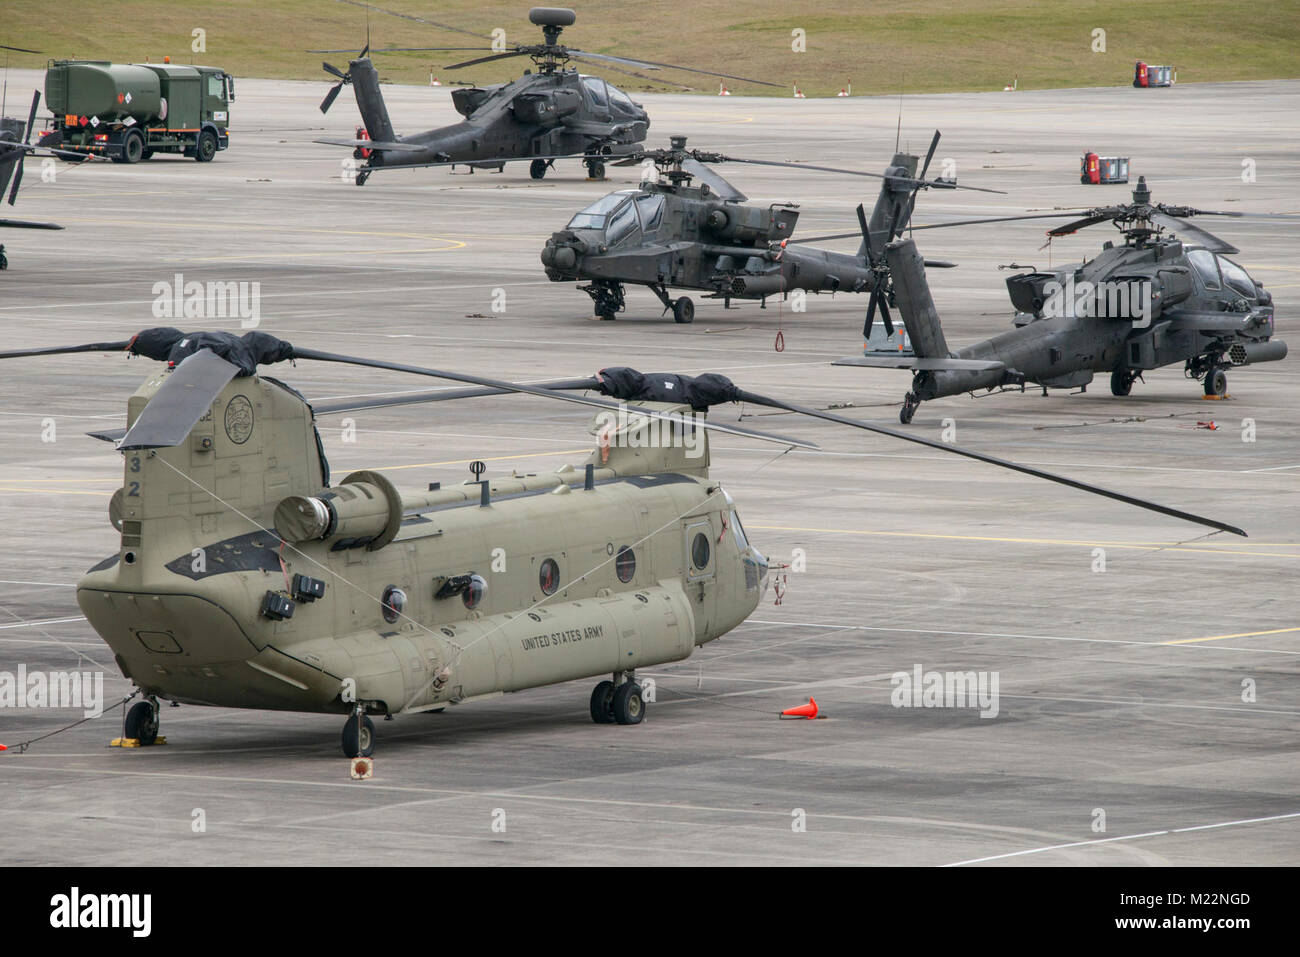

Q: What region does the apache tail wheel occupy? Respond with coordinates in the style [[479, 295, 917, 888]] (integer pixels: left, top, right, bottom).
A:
[[0, 246, 7, 271], [612, 681, 645, 725], [1204, 368, 1228, 397], [122, 130, 145, 165], [1110, 368, 1135, 397], [529, 158, 548, 180], [672, 297, 695, 324], [124, 701, 159, 746], [586, 160, 605, 180], [899, 392, 918, 425], [589, 680, 616, 723], [195, 130, 217, 163], [355, 169, 371, 187], [341, 712, 376, 758]]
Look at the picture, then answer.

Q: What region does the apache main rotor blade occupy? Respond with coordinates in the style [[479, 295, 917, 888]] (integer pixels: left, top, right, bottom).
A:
[[720, 157, 1006, 194], [566, 54, 696, 90], [0, 218, 63, 230], [445, 50, 531, 69], [682, 157, 746, 202], [566, 49, 781, 88], [732, 390, 1246, 538], [292, 348, 817, 450], [1150, 211, 1239, 255], [1047, 214, 1114, 236]]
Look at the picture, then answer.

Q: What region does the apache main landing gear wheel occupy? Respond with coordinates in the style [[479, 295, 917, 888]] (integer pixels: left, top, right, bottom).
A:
[[124, 700, 160, 746], [1204, 367, 1228, 397], [612, 681, 645, 725], [672, 297, 695, 324], [585, 159, 605, 180], [589, 680, 616, 723], [899, 392, 919, 424], [529, 158, 549, 180], [1110, 368, 1137, 396], [341, 712, 376, 758]]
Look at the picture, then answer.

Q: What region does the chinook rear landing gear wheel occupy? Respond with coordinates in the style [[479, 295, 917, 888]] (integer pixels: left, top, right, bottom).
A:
[[672, 297, 695, 324], [194, 130, 217, 163], [1204, 367, 1228, 397], [1110, 368, 1138, 396], [341, 712, 375, 758], [612, 681, 645, 725], [585, 159, 605, 180], [121, 130, 145, 164], [529, 158, 549, 180], [899, 392, 919, 424], [124, 700, 160, 746], [589, 680, 616, 723]]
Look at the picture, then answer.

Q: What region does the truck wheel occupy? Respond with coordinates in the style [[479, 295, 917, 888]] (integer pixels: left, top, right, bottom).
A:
[[140, 149, 154, 161], [195, 130, 217, 163], [122, 130, 145, 165]]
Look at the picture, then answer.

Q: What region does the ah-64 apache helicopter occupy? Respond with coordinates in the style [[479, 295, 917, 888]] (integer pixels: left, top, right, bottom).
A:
[[313, 7, 776, 185], [1, 326, 1242, 757], [540, 131, 1000, 323], [823, 176, 1293, 423], [1, 90, 98, 269]]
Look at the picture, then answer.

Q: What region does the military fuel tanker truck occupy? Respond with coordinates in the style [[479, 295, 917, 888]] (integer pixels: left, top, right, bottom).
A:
[[40, 60, 233, 163]]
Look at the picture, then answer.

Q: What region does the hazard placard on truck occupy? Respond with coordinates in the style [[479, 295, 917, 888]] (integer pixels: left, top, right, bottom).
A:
[[39, 60, 234, 164]]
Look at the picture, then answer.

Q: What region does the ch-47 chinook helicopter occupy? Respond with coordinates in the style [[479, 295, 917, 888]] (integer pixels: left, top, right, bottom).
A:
[[312, 7, 777, 185], [1, 327, 1243, 757], [1, 90, 95, 269], [822, 176, 1294, 423], [540, 132, 999, 322]]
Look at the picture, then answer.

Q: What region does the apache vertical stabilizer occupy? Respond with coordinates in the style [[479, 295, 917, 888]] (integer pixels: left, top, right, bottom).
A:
[[886, 237, 949, 359]]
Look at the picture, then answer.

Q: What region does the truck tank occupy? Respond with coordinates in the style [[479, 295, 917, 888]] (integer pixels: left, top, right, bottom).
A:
[[45, 61, 162, 122]]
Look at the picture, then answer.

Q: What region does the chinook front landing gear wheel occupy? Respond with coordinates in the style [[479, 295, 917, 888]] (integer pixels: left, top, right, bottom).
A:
[[589, 680, 616, 723], [672, 297, 695, 324], [1204, 367, 1228, 397], [124, 700, 159, 746], [612, 681, 645, 725], [899, 392, 919, 424], [341, 712, 375, 758], [529, 158, 548, 180]]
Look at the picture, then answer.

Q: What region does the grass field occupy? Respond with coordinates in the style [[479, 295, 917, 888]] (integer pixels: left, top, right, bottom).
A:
[[4, 0, 1299, 97]]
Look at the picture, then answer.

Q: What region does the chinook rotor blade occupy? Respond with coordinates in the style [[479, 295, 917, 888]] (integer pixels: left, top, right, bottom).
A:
[[291, 348, 817, 450], [1150, 211, 1239, 255], [311, 377, 601, 415], [118, 349, 242, 450], [0, 338, 132, 358], [731, 389, 1246, 537]]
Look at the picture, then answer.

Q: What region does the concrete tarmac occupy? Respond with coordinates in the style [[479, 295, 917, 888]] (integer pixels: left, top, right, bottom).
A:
[[0, 70, 1296, 865]]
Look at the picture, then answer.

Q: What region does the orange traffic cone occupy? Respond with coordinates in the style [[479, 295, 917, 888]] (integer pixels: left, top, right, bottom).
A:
[[718, 83, 731, 96], [781, 697, 819, 719], [793, 84, 805, 98]]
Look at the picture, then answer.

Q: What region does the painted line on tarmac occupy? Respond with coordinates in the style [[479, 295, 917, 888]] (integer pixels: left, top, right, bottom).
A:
[[944, 811, 1300, 866]]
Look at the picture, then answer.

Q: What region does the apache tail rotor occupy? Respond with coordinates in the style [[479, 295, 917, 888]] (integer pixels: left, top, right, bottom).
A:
[[319, 44, 369, 114]]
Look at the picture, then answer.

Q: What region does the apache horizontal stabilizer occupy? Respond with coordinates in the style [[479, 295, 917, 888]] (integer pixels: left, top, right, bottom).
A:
[[312, 137, 427, 153]]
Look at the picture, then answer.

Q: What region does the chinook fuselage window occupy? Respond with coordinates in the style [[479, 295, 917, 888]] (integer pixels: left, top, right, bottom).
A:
[[615, 546, 636, 583], [539, 558, 560, 595]]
